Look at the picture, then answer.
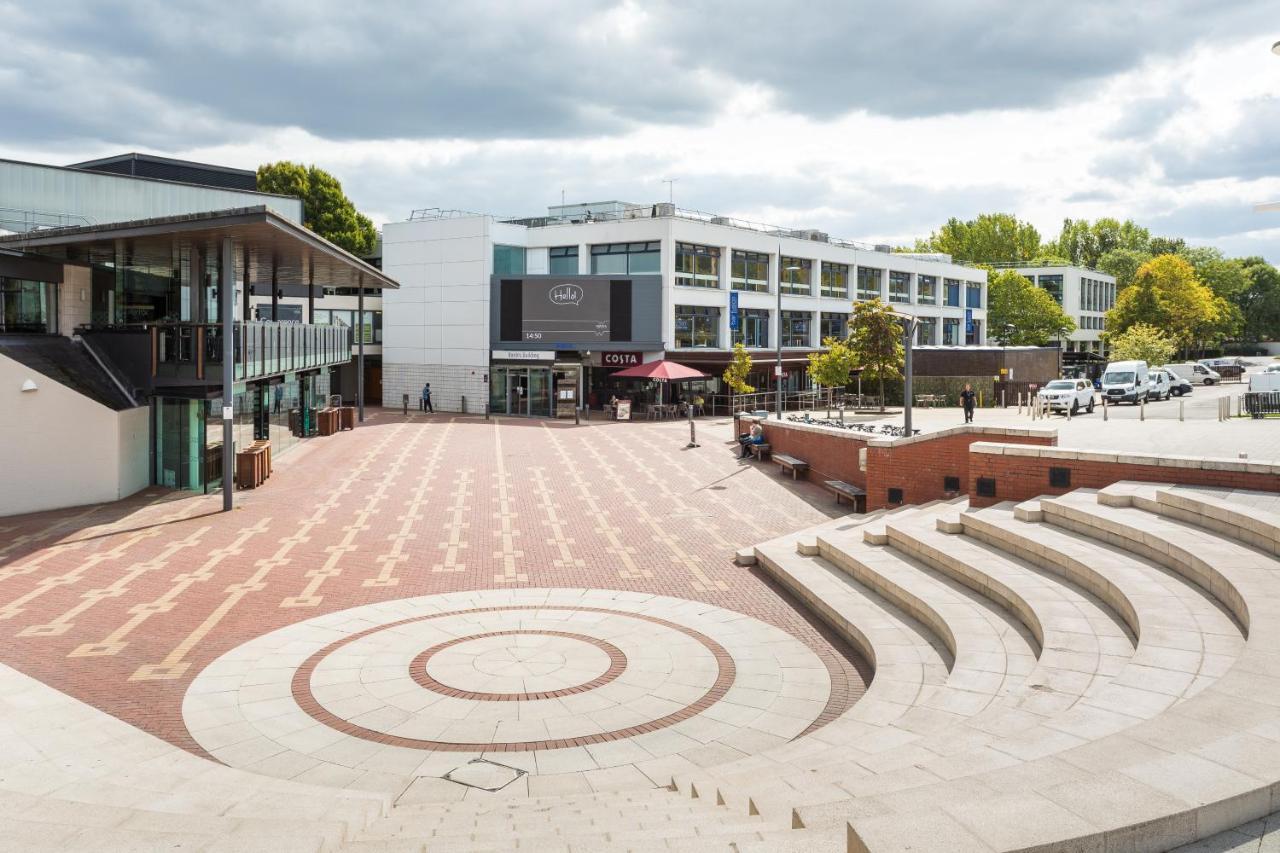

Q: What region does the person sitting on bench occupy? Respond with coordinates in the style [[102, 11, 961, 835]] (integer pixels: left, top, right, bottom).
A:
[[739, 422, 765, 458]]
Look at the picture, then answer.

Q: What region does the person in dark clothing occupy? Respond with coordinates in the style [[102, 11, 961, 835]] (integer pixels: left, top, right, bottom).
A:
[[421, 383, 433, 413], [960, 383, 976, 423], [272, 383, 283, 414]]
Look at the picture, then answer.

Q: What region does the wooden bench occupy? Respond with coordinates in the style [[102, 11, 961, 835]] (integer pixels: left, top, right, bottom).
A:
[[823, 479, 866, 511], [772, 453, 809, 480], [750, 443, 771, 461]]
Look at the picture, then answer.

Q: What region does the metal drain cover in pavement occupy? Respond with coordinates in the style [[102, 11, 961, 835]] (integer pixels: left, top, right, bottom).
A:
[[442, 758, 526, 791]]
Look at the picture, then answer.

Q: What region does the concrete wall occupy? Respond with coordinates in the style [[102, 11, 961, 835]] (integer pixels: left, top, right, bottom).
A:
[[58, 264, 92, 332], [0, 352, 150, 517]]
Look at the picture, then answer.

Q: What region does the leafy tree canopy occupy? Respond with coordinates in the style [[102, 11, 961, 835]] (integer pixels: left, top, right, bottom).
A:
[[1106, 255, 1224, 355], [258, 161, 378, 257], [1044, 217, 1150, 269], [1106, 323, 1177, 366], [1176, 246, 1250, 301], [807, 337, 858, 415], [913, 213, 1041, 264], [1097, 247, 1152, 290], [986, 270, 1076, 345], [722, 343, 755, 394], [1237, 258, 1280, 343], [847, 298, 905, 412]]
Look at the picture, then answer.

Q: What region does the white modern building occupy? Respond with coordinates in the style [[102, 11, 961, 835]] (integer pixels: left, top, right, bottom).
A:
[[1007, 264, 1117, 357], [381, 202, 989, 415]]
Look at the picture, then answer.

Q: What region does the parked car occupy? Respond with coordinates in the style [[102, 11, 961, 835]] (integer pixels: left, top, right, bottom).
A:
[[1165, 362, 1221, 386], [1101, 360, 1149, 405], [1168, 374, 1193, 396], [1147, 369, 1172, 401], [1037, 379, 1095, 414]]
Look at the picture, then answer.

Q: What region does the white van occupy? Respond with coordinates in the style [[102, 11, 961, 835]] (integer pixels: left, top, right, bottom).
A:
[[1165, 362, 1220, 386], [1101, 360, 1149, 405]]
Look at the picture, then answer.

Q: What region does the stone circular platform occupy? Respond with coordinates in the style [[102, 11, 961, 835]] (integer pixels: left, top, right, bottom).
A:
[[182, 589, 831, 789]]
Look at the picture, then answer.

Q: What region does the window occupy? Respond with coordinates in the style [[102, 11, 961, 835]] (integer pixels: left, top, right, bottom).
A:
[[916, 316, 937, 345], [1080, 278, 1088, 311], [888, 271, 911, 303], [733, 308, 770, 347], [820, 311, 848, 341], [966, 282, 983, 309], [821, 262, 849, 298], [674, 305, 720, 348], [856, 266, 882, 300], [1038, 274, 1063, 304], [781, 310, 811, 347], [675, 243, 720, 288], [976, 477, 996, 498], [943, 317, 961, 345], [916, 275, 937, 305], [780, 257, 812, 296], [549, 246, 579, 275], [731, 250, 770, 292], [0, 277, 56, 333], [944, 278, 961, 307], [493, 245, 526, 276], [590, 241, 660, 274]]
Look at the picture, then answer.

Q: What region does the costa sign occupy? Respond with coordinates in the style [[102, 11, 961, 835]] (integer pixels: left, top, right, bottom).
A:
[[603, 352, 641, 367]]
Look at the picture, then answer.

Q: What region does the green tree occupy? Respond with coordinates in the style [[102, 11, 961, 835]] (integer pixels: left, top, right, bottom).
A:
[[1105, 323, 1176, 366], [1043, 217, 1150, 268], [1237, 258, 1280, 343], [722, 343, 755, 413], [986, 269, 1076, 345], [1106, 255, 1221, 358], [1148, 236, 1186, 256], [257, 161, 378, 256], [914, 213, 1042, 264], [1097, 247, 1152, 290], [1177, 246, 1250, 301], [807, 337, 858, 416], [847, 298, 904, 412]]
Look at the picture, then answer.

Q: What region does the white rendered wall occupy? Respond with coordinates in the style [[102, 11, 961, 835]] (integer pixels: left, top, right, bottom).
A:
[[381, 215, 493, 412], [0, 352, 149, 517]]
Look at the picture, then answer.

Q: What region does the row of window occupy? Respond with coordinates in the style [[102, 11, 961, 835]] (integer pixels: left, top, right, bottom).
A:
[[1079, 277, 1116, 313], [673, 305, 974, 349], [504, 242, 984, 307], [1079, 315, 1107, 331]]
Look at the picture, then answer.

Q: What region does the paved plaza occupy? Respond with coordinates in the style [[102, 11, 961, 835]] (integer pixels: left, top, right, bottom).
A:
[[0, 412, 868, 796]]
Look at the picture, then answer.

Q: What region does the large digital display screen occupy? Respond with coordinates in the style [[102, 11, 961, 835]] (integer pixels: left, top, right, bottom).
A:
[[520, 280, 611, 343]]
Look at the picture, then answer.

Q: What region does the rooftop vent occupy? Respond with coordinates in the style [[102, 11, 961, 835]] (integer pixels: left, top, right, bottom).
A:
[[874, 244, 892, 253], [788, 229, 829, 243]]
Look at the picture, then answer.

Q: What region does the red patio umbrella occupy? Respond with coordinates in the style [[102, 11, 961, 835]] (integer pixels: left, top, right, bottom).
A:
[[609, 359, 708, 408]]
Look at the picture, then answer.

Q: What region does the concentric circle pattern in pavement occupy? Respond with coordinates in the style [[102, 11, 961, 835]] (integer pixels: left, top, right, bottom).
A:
[[183, 589, 832, 789]]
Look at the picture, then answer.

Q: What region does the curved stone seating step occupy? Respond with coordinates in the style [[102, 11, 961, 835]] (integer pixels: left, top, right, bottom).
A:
[[835, 488, 1280, 851], [1101, 481, 1280, 558]]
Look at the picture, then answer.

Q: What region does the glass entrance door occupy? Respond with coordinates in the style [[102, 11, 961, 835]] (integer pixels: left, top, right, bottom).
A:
[[529, 368, 552, 417], [507, 369, 529, 415]]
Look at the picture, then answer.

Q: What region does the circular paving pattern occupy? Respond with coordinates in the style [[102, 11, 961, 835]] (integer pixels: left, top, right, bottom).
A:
[[183, 589, 832, 789]]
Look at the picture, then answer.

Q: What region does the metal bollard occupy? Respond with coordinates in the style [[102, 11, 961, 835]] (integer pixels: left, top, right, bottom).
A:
[[574, 407, 580, 425], [1017, 393, 1022, 415], [461, 395, 466, 415], [1179, 399, 1184, 422], [1001, 390, 1006, 409], [402, 393, 408, 416], [1140, 399, 1145, 422], [1103, 397, 1108, 422], [1066, 400, 1072, 421]]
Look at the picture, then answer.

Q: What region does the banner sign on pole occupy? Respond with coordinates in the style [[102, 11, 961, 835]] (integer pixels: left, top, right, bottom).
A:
[[965, 308, 974, 335], [729, 291, 740, 331]]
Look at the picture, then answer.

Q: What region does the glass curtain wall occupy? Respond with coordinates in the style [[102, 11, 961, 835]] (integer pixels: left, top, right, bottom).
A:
[[780, 257, 812, 296], [590, 242, 659, 274], [0, 278, 57, 333], [856, 267, 882, 300], [493, 245, 527, 275], [733, 308, 770, 347], [820, 262, 849, 298], [675, 243, 720, 288], [674, 305, 720, 348], [731, 251, 770, 292]]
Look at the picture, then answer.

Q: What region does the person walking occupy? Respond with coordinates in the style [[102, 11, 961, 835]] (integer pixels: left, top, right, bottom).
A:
[[960, 383, 976, 424], [420, 382, 433, 413]]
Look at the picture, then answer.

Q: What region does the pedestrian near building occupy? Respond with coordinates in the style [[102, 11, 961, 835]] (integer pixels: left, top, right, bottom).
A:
[[421, 383, 433, 413], [960, 383, 976, 424]]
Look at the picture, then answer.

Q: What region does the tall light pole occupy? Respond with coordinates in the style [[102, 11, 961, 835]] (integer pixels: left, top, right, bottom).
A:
[[775, 245, 802, 419]]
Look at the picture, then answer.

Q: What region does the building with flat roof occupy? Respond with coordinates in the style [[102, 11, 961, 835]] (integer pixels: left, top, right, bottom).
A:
[[66, 152, 259, 192], [1003, 263, 1117, 360], [381, 202, 989, 416]]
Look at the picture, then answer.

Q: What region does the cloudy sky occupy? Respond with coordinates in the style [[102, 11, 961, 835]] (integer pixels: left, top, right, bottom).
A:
[[3, 0, 1280, 259]]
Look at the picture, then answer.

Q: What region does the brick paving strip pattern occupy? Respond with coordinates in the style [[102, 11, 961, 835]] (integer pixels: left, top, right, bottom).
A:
[[0, 411, 869, 759]]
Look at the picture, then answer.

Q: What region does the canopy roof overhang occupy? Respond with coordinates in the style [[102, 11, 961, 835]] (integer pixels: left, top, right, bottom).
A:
[[0, 205, 396, 291]]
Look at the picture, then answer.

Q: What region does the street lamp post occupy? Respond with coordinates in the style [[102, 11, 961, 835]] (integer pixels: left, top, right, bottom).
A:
[[775, 247, 803, 419]]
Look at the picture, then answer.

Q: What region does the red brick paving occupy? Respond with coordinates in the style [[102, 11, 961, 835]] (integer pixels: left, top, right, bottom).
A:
[[0, 410, 869, 757]]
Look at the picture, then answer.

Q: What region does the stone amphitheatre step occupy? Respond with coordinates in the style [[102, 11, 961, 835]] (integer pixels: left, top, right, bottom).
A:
[[829, 488, 1280, 851], [1102, 481, 1280, 558]]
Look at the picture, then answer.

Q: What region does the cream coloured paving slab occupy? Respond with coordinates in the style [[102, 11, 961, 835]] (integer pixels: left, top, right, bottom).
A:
[[182, 589, 830, 797]]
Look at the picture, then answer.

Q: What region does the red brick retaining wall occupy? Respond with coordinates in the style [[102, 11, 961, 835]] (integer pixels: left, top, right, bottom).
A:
[[967, 443, 1280, 508], [734, 418, 1057, 511]]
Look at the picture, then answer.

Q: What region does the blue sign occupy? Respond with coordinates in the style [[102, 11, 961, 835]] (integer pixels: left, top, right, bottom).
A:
[[729, 291, 740, 331], [965, 308, 974, 335]]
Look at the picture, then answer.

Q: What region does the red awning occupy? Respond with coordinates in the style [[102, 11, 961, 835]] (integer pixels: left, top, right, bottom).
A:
[[609, 359, 708, 380]]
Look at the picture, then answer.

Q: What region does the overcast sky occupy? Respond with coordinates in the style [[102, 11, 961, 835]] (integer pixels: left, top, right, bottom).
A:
[[3, 0, 1279, 260]]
